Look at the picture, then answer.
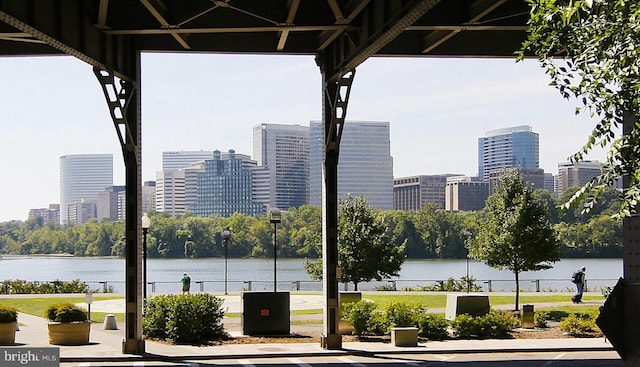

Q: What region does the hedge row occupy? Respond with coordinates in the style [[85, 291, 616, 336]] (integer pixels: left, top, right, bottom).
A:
[[343, 300, 520, 340]]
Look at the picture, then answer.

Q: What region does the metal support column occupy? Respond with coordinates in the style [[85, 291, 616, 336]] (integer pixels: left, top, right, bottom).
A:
[[623, 111, 640, 365], [318, 67, 355, 350], [93, 59, 144, 354]]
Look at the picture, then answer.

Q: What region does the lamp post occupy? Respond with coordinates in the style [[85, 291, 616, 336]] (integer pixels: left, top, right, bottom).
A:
[[222, 228, 231, 294], [141, 213, 151, 301], [463, 231, 472, 293], [269, 208, 281, 292]]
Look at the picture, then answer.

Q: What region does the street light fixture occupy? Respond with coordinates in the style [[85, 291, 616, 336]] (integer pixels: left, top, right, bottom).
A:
[[141, 213, 151, 301], [269, 208, 281, 292], [463, 231, 472, 293], [222, 228, 231, 294]]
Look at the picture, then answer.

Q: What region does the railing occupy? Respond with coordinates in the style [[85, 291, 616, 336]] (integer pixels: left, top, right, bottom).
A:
[[64, 277, 619, 294]]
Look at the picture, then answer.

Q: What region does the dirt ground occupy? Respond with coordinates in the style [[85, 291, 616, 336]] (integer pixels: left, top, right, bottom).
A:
[[219, 326, 603, 345]]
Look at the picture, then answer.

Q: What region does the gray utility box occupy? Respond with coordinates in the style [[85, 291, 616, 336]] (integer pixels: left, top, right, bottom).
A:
[[242, 291, 290, 335], [445, 294, 490, 320]]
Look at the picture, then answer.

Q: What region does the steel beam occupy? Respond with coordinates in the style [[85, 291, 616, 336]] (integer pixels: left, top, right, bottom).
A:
[[93, 60, 143, 355], [318, 63, 355, 350], [0, 0, 136, 81], [320, 0, 439, 83]]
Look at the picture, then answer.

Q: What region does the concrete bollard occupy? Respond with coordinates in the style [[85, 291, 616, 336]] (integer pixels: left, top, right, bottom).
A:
[[103, 314, 118, 330]]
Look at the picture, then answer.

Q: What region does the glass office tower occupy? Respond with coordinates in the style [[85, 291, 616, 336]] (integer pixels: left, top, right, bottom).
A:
[[310, 120, 394, 210]]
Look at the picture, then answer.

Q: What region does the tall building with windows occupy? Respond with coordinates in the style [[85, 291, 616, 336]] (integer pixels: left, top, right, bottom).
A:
[[557, 160, 603, 194], [193, 149, 267, 217], [253, 123, 309, 211], [310, 121, 394, 210], [445, 176, 489, 211], [155, 169, 185, 216], [28, 204, 60, 224], [162, 150, 214, 171], [478, 125, 539, 181], [394, 174, 461, 211], [59, 154, 113, 224], [157, 151, 214, 216], [96, 185, 126, 221], [488, 168, 546, 195]]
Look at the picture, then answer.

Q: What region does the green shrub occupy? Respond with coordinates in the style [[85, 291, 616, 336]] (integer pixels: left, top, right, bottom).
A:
[[143, 294, 227, 344], [451, 314, 479, 338], [367, 311, 390, 335], [0, 279, 94, 294], [451, 310, 519, 339], [385, 301, 421, 330], [535, 311, 549, 328], [559, 312, 599, 336], [374, 284, 396, 291], [0, 305, 17, 323], [478, 310, 519, 338], [343, 300, 377, 335], [421, 277, 483, 292], [415, 313, 449, 340], [45, 303, 88, 322]]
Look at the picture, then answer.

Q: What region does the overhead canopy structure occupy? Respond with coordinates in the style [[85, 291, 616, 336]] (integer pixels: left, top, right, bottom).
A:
[[0, 0, 530, 81], [5, 1, 634, 362]]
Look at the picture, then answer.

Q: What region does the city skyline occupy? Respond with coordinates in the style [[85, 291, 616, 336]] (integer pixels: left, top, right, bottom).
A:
[[0, 54, 607, 222]]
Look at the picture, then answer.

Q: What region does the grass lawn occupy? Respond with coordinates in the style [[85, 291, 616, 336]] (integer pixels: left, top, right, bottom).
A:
[[363, 293, 602, 309], [0, 293, 603, 323], [0, 296, 124, 323]]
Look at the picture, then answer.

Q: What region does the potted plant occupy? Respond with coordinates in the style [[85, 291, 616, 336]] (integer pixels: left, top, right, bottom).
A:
[[0, 304, 18, 345], [45, 303, 90, 345]]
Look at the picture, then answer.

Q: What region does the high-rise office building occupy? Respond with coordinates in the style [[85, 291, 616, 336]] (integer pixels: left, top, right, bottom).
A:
[[67, 199, 97, 225], [158, 151, 215, 216], [93, 182, 155, 221], [155, 169, 185, 216], [394, 174, 461, 211], [162, 151, 214, 171], [445, 176, 489, 211], [253, 123, 309, 211], [310, 121, 394, 210], [96, 185, 126, 221], [59, 154, 113, 224], [28, 204, 60, 224], [183, 161, 206, 212], [193, 149, 267, 217], [557, 160, 603, 194], [488, 168, 546, 195], [478, 125, 539, 181], [141, 181, 157, 215]]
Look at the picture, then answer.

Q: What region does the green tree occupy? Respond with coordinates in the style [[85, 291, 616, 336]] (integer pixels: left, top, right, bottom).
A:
[[469, 169, 560, 310], [520, 0, 640, 217], [307, 195, 406, 291]]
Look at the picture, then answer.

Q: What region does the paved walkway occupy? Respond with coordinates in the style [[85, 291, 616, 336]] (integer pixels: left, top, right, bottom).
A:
[[2, 292, 615, 363]]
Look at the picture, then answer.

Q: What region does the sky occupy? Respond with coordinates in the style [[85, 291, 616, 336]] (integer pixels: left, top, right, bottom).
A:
[[0, 53, 607, 222]]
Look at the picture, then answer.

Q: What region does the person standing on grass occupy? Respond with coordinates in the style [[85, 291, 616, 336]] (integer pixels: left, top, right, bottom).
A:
[[572, 266, 586, 303]]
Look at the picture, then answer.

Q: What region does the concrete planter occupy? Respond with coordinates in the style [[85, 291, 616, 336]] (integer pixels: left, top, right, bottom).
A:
[[47, 322, 90, 345], [0, 322, 17, 345], [391, 327, 419, 347]]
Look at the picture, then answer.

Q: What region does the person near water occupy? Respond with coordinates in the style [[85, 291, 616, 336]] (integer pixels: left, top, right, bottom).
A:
[[181, 272, 191, 295], [572, 266, 586, 303]]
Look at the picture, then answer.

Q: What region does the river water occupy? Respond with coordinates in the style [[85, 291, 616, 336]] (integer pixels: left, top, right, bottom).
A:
[[0, 256, 622, 293]]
